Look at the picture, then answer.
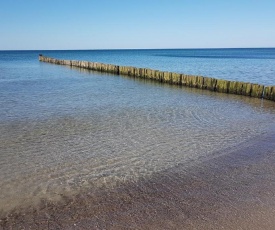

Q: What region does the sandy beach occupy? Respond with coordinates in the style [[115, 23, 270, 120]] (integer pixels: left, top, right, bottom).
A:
[[1, 129, 275, 230]]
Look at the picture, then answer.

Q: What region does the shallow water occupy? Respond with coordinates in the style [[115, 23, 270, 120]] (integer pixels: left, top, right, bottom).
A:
[[1, 125, 275, 229], [1, 72, 275, 214], [1, 50, 275, 221]]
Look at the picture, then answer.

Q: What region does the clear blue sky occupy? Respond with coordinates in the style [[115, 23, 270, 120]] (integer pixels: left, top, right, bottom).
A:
[[1, 0, 275, 50]]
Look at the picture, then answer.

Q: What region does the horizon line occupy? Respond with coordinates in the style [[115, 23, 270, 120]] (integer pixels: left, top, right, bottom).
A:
[[1, 47, 275, 52]]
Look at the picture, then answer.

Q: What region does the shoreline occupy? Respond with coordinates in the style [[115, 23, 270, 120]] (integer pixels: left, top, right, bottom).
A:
[[1, 131, 275, 229]]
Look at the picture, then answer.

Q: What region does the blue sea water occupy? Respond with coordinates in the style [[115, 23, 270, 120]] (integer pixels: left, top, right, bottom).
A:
[[1, 48, 275, 85], [1, 48, 275, 122], [40, 48, 275, 85], [1, 48, 275, 214]]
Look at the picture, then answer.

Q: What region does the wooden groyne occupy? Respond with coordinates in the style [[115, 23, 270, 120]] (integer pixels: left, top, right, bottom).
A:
[[39, 55, 275, 101]]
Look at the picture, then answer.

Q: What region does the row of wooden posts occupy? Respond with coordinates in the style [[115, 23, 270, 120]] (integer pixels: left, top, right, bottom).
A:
[[39, 55, 275, 101]]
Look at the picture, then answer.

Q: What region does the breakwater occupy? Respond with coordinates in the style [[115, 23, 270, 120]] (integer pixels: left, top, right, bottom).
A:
[[39, 55, 275, 101]]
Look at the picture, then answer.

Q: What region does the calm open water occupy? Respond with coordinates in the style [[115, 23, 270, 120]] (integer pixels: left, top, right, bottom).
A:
[[1, 49, 275, 219]]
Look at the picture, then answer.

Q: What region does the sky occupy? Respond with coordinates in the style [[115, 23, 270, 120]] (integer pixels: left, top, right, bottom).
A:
[[1, 0, 275, 50]]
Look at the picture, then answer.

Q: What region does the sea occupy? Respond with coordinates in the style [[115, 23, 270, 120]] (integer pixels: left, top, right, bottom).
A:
[[1, 48, 275, 227]]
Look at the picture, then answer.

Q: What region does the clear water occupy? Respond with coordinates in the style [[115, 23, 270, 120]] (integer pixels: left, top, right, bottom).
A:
[[1, 49, 275, 215]]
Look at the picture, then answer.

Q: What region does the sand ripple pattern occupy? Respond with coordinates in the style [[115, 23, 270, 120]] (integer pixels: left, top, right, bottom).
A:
[[1, 102, 275, 214], [1, 70, 275, 214]]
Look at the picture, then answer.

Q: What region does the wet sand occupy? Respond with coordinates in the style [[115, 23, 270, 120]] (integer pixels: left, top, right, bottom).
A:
[[1, 131, 275, 230]]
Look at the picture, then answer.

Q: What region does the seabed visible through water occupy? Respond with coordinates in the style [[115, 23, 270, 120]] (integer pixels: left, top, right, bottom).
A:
[[1, 49, 275, 229]]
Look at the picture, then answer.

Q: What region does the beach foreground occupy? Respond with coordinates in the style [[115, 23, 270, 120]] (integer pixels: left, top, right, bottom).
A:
[[1, 130, 275, 230], [1, 49, 275, 229]]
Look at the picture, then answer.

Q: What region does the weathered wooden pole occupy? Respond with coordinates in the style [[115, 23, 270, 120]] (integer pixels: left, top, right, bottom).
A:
[[38, 55, 275, 102]]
